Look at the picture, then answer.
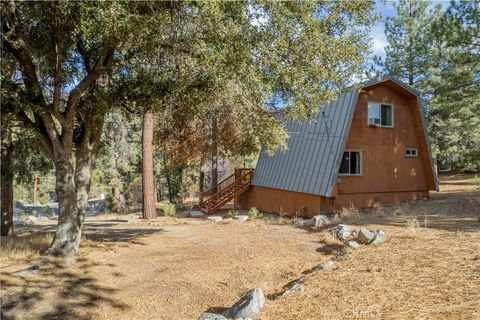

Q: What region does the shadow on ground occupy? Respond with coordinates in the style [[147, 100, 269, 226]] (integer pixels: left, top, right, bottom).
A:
[[1, 257, 128, 320]]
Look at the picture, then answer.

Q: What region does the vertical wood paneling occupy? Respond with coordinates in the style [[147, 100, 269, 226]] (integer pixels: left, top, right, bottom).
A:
[[338, 86, 429, 194]]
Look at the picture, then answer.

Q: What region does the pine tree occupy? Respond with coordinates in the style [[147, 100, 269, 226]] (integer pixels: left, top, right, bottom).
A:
[[427, 0, 480, 171], [379, 0, 441, 86]]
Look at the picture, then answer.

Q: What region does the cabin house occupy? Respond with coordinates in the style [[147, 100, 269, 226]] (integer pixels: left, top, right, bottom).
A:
[[199, 77, 438, 217]]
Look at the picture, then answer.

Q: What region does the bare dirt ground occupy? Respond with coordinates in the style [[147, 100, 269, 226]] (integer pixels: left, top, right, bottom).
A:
[[1, 174, 479, 320]]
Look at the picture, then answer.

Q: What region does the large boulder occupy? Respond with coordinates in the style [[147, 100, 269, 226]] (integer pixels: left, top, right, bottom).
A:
[[282, 283, 305, 296], [345, 240, 360, 248], [332, 253, 352, 262], [198, 313, 227, 320], [208, 216, 223, 223], [357, 228, 374, 244], [314, 260, 334, 271], [223, 288, 265, 319], [331, 224, 355, 241], [234, 215, 249, 222], [294, 218, 315, 228], [313, 215, 330, 228], [190, 210, 205, 217], [370, 230, 386, 244]]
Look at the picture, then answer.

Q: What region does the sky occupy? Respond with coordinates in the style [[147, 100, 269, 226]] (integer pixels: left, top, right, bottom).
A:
[[372, 1, 449, 59]]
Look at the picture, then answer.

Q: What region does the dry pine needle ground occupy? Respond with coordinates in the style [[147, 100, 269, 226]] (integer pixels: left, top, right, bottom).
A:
[[1, 173, 479, 320]]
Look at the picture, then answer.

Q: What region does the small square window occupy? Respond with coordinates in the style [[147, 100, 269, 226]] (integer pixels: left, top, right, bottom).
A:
[[405, 148, 418, 157]]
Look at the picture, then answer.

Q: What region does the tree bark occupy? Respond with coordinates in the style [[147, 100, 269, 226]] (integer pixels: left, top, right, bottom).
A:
[[163, 153, 173, 202], [112, 186, 126, 214], [46, 159, 82, 256], [142, 109, 156, 219], [211, 116, 218, 191], [45, 117, 102, 256], [1, 128, 14, 236]]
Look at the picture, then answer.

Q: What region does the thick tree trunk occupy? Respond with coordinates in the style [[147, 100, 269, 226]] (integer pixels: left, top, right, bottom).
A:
[[112, 185, 126, 213], [142, 109, 156, 219], [1, 128, 14, 236], [163, 153, 173, 202], [46, 159, 83, 256], [46, 147, 95, 256], [211, 117, 218, 191]]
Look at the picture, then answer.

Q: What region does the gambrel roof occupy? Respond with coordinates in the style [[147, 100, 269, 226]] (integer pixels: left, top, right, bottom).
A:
[[252, 77, 439, 197]]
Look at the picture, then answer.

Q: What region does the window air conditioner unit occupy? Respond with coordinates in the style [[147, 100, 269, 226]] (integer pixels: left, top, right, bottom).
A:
[[368, 117, 380, 126]]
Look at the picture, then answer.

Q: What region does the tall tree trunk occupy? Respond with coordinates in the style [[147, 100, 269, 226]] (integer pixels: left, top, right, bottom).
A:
[[112, 185, 125, 213], [1, 128, 14, 236], [163, 153, 173, 202], [211, 116, 218, 191], [46, 118, 103, 256], [46, 158, 83, 256], [142, 109, 156, 219]]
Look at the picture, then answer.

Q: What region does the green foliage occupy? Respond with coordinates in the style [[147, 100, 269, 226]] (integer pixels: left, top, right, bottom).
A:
[[2, 1, 379, 224], [376, 0, 480, 171], [161, 200, 176, 218], [227, 209, 239, 218], [248, 207, 263, 219]]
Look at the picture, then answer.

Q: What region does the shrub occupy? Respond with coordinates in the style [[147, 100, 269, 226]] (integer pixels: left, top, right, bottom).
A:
[[227, 209, 238, 218], [248, 207, 263, 219], [161, 200, 176, 218]]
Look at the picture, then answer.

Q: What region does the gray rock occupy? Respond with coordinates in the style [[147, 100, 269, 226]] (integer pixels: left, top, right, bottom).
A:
[[332, 253, 353, 262], [345, 240, 360, 248], [314, 260, 334, 271], [198, 313, 227, 320], [332, 224, 355, 241], [190, 210, 205, 217], [282, 283, 305, 296], [18, 265, 40, 277], [13, 220, 25, 226], [370, 230, 386, 244], [235, 215, 249, 222], [223, 288, 265, 319], [357, 228, 374, 244], [294, 218, 314, 228], [313, 215, 330, 228], [208, 216, 223, 223]]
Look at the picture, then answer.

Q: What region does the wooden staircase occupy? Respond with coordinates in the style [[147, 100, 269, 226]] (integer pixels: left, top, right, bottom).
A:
[[200, 169, 253, 214]]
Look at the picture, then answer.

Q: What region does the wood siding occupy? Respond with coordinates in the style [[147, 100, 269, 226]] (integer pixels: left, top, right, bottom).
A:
[[321, 191, 429, 212], [336, 85, 430, 195], [237, 186, 321, 217], [239, 82, 435, 216]]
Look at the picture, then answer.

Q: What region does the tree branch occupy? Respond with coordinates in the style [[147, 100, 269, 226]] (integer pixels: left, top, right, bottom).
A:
[[63, 45, 115, 152], [17, 111, 53, 157]]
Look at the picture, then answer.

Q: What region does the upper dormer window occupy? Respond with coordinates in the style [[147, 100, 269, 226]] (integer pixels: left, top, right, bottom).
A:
[[368, 103, 393, 127]]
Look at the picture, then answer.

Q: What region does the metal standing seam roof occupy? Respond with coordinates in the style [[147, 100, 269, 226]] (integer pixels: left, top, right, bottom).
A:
[[252, 90, 359, 197], [252, 76, 440, 196]]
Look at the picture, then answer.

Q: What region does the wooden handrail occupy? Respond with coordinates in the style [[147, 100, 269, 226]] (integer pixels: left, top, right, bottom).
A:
[[200, 168, 253, 213]]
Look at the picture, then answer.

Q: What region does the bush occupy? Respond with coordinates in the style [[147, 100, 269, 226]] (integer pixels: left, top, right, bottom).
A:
[[227, 209, 238, 218], [248, 207, 263, 219], [161, 200, 176, 218]]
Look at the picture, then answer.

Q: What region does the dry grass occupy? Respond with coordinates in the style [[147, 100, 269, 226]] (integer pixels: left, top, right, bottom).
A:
[[1, 173, 479, 320], [332, 202, 360, 225], [260, 225, 480, 320], [0, 232, 53, 262]]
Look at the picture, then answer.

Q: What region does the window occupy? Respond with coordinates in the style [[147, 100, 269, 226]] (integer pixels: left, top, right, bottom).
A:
[[339, 151, 361, 175], [368, 103, 393, 127], [405, 148, 418, 157]]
